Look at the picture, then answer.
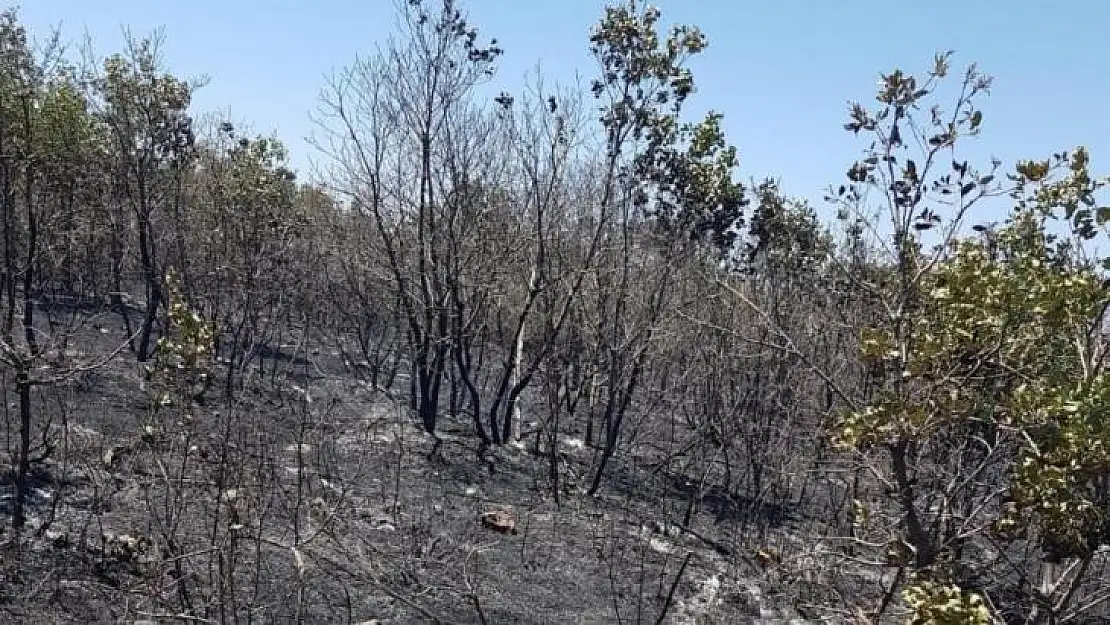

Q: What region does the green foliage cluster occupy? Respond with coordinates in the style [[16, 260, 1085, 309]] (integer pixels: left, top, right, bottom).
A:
[[902, 576, 992, 625], [589, 2, 744, 256], [150, 269, 216, 411], [835, 142, 1110, 620]]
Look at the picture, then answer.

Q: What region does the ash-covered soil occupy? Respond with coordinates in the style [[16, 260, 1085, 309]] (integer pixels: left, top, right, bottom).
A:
[[0, 310, 871, 624]]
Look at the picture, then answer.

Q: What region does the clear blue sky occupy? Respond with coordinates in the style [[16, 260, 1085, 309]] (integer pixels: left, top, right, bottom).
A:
[[9, 0, 1110, 218]]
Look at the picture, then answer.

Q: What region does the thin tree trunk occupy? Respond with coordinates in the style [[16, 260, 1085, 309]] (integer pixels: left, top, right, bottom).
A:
[[12, 369, 32, 529], [13, 139, 39, 530], [510, 313, 526, 443]]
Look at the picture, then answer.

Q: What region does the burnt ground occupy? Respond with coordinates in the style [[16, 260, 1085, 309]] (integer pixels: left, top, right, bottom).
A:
[[0, 309, 882, 624]]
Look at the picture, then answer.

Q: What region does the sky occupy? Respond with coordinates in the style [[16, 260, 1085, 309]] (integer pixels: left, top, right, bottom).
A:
[[8, 0, 1110, 221]]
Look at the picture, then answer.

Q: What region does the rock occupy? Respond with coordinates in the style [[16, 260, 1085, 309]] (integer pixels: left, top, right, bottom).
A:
[[28, 487, 52, 505], [46, 529, 69, 548], [480, 510, 516, 535], [561, 437, 586, 451], [68, 424, 102, 440], [647, 536, 673, 554], [372, 517, 396, 532], [755, 547, 781, 569]]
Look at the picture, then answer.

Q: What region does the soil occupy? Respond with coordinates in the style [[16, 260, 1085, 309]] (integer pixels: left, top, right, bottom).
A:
[[0, 309, 867, 624]]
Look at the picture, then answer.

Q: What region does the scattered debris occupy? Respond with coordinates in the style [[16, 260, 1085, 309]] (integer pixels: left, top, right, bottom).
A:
[[670, 573, 721, 625]]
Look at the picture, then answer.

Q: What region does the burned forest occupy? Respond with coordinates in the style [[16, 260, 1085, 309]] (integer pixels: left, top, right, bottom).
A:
[[1, 1, 1109, 623]]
